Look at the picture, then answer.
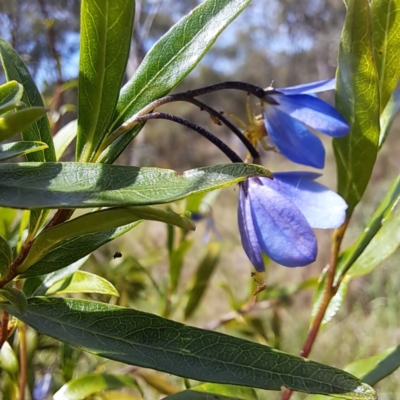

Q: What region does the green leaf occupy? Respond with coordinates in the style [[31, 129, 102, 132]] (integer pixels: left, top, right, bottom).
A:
[[307, 347, 399, 400], [45, 271, 119, 296], [362, 346, 400, 386], [53, 373, 141, 400], [0, 38, 56, 162], [0, 141, 48, 161], [22, 256, 90, 297], [0, 235, 12, 278], [0, 341, 19, 381], [0, 288, 27, 314], [0, 107, 47, 142], [53, 120, 77, 161], [312, 175, 400, 326], [0, 162, 271, 209], [169, 239, 193, 293], [371, 0, 400, 112], [184, 243, 220, 319], [18, 223, 138, 279], [336, 174, 400, 281], [17, 206, 193, 273], [0, 207, 16, 238], [164, 383, 258, 400], [0, 80, 23, 114], [346, 211, 400, 278], [4, 297, 376, 399], [100, 0, 251, 163], [379, 90, 400, 147], [77, 0, 135, 162], [333, 0, 380, 212]]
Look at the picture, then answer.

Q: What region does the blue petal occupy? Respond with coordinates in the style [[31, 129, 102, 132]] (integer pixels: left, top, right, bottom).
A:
[[271, 94, 349, 138], [263, 104, 325, 168], [275, 79, 336, 95], [259, 173, 348, 229], [248, 179, 317, 267], [238, 184, 265, 271]]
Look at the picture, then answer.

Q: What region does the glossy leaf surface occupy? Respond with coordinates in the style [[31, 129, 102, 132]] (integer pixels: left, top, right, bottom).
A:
[[45, 271, 119, 296], [0, 141, 48, 161], [101, 0, 251, 163], [0, 162, 271, 209], [371, 0, 400, 111], [0, 38, 55, 162], [77, 0, 135, 161], [2, 297, 376, 398], [17, 206, 194, 273], [0, 80, 23, 113], [53, 120, 77, 161], [19, 223, 138, 278], [0, 107, 47, 142], [333, 0, 380, 212]]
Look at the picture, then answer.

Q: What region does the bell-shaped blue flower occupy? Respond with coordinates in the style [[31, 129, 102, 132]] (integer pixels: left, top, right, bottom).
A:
[[263, 79, 349, 168], [238, 172, 348, 270]]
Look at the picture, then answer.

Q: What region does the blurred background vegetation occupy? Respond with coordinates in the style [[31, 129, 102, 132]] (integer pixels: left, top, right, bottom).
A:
[[0, 1, 399, 399]]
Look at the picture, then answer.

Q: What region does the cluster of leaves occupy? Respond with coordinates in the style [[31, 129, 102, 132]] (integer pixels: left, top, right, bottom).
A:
[[0, 0, 399, 399]]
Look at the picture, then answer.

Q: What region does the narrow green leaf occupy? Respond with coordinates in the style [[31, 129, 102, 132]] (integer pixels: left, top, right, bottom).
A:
[[45, 271, 119, 296], [0, 235, 12, 278], [333, 0, 380, 212], [0, 341, 19, 381], [22, 256, 90, 297], [362, 346, 400, 386], [312, 175, 400, 326], [184, 243, 220, 319], [0, 80, 23, 113], [0, 141, 48, 161], [17, 206, 193, 273], [53, 120, 77, 161], [101, 0, 251, 163], [165, 383, 258, 400], [169, 239, 193, 293], [0, 38, 56, 162], [3, 297, 376, 399], [307, 347, 399, 400], [0, 107, 47, 142], [379, 90, 400, 147], [371, 0, 400, 111], [54, 373, 140, 400], [346, 211, 400, 278], [77, 0, 135, 162], [0, 288, 27, 314], [18, 223, 138, 278], [336, 174, 400, 281], [0, 162, 271, 209]]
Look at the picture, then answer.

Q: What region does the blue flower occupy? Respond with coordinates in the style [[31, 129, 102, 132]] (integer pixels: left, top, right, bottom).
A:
[[238, 172, 347, 270], [263, 79, 349, 168]]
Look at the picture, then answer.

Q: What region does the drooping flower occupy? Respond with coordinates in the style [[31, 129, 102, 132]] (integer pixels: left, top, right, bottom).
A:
[[238, 172, 347, 270], [262, 79, 349, 168]]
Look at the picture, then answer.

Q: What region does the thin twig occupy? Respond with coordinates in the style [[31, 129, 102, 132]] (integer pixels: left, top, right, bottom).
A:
[[135, 112, 244, 163], [186, 98, 260, 162]]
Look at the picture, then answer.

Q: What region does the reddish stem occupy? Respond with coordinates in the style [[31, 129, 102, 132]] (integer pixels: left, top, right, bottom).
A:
[[281, 216, 350, 400], [0, 311, 10, 350]]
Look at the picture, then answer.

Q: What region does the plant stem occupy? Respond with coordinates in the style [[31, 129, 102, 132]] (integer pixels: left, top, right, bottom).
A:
[[0, 311, 9, 350], [18, 321, 27, 400], [135, 112, 244, 163], [281, 216, 350, 400]]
